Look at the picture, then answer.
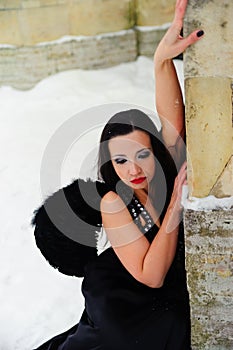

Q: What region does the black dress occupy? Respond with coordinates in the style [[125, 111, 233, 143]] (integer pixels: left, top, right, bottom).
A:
[[34, 194, 191, 350]]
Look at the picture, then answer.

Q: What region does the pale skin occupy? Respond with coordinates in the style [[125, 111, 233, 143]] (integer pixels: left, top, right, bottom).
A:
[[101, 0, 204, 288]]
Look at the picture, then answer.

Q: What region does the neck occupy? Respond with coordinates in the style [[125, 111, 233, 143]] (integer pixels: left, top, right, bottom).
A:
[[134, 189, 148, 205]]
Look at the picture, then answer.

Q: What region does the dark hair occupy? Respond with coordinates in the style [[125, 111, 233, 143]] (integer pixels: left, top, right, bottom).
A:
[[98, 109, 177, 221]]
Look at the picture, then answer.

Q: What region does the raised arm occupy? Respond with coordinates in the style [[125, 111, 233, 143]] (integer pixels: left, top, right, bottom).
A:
[[154, 0, 204, 165]]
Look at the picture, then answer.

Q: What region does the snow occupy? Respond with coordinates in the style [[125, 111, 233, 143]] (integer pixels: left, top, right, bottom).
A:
[[1, 56, 170, 349], [182, 185, 233, 211], [1, 55, 231, 349], [36, 29, 135, 46], [135, 23, 171, 31], [0, 30, 134, 48], [0, 44, 15, 48]]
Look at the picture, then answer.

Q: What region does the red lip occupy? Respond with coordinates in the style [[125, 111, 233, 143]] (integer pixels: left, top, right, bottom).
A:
[[130, 177, 146, 184]]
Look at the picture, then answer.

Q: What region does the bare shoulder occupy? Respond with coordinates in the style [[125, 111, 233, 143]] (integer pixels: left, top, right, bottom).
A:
[[101, 191, 126, 213], [101, 190, 119, 202], [100, 193, 149, 285], [100, 191, 133, 229]]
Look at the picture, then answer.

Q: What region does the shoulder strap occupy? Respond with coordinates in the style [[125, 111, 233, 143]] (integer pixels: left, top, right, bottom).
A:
[[117, 186, 154, 234]]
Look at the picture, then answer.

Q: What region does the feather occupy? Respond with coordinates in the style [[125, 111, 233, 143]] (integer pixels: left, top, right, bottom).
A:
[[31, 179, 110, 277]]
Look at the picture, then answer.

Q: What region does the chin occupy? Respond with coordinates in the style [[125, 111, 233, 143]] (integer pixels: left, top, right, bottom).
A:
[[129, 182, 148, 190]]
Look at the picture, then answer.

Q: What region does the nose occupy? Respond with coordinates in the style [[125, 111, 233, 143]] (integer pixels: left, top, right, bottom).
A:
[[129, 161, 141, 176]]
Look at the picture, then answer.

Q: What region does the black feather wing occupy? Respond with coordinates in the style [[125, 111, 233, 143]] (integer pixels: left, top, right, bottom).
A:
[[32, 179, 109, 277]]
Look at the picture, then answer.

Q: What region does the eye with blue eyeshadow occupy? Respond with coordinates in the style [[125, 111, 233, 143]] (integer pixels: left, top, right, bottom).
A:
[[113, 158, 127, 165], [137, 150, 151, 160], [113, 149, 151, 165]]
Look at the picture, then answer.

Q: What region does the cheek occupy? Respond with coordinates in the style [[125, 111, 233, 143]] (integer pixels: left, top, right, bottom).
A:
[[112, 162, 124, 180], [145, 158, 156, 177]]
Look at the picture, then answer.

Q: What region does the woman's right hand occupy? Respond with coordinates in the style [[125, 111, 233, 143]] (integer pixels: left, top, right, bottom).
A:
[[154, 0, 204, 64]]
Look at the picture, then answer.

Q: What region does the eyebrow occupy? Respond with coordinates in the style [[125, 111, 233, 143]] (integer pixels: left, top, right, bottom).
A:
[[112, 147, 151, 158]]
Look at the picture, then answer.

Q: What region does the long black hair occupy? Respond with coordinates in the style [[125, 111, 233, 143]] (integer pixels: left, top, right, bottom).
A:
[[98, 109, 177, 221]]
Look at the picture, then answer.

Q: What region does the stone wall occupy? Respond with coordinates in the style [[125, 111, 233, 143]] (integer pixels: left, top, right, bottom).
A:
[[0, 0, 135, 45], [0, 30, 137, 90], [0, 0, 175, 89]]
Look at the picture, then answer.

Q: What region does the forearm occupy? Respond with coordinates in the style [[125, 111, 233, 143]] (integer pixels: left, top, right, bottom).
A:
[[141, 207, 180, 288], [140, 162, 186, 288], [154, 58, 185, 146], [152, 0, 204, 146]]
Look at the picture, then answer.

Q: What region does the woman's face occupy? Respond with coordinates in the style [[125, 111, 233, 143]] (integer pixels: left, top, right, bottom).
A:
[[108, 130, 156, 191]]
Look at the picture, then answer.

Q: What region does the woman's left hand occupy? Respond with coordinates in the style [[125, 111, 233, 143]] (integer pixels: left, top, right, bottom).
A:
[[165, 161, 187, 233], [154, 0, 204, 64]]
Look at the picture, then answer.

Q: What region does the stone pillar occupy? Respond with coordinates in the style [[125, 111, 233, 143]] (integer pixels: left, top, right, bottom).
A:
[[184, 0, 233, 198], [183, 1, 233, 349], [184, 208, 233, 350]]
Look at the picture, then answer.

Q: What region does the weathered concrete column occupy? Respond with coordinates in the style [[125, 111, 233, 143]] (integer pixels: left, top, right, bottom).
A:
[[184, 0, 233, 198], [183, 1, 233, 349]]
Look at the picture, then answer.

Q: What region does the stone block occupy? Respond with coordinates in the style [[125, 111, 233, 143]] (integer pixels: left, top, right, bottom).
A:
[[18, 5, 69, 45], [0, 29, 137, 89], [69, 0, 134, 36], [185, 77, 232, 197], [70, 30, 137, 70], [1, 0, 21, 9], [21, 0, 41, 9], [136, 0, 175, 26], [0, 10, 21, 45], [190, 308, 233, 350], [211, 156, 233, 198], [136, 26, 168, 57], [184, 0, 233, 79], [39, 0, 57, 6]]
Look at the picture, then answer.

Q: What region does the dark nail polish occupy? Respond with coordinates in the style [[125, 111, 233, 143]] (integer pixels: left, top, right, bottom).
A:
[[197, 30, 204, 37]]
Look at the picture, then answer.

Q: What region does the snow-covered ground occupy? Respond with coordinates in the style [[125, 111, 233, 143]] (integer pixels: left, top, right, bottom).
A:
[[0, 56, 185, 349]]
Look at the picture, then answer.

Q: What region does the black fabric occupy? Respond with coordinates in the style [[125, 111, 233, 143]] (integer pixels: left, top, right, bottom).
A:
[[32, 179, 110, 277], [33, 189, 191, 350]]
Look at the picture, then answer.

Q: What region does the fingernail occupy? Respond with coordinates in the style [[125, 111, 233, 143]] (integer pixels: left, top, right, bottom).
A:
[[197, 30, 204, 37]]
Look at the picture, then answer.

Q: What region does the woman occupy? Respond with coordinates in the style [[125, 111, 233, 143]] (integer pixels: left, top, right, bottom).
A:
[[33, 0, 204, 349]]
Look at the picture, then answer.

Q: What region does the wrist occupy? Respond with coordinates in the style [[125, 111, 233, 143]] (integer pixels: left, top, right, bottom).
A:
[[154, 56, 173, 72], [163, 204, 182, 234]]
